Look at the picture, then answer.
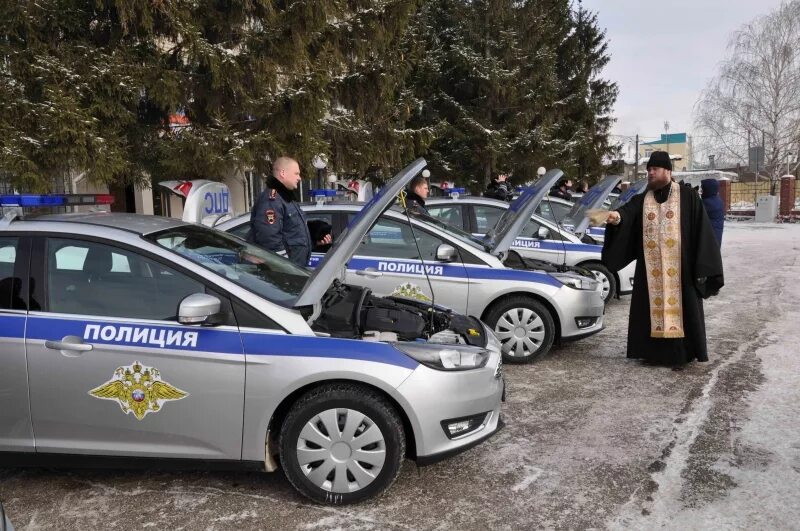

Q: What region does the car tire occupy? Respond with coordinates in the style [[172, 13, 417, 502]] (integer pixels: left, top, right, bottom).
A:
[[583, 262, 616, 303], [279, 383, 405, 505], [484, 296, 555, 363]]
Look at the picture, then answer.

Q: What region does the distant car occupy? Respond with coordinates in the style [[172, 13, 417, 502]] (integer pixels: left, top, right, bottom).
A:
[[220, 170, 606, 364], [426, 196, 635, 302], [0, 160, 504, 505]]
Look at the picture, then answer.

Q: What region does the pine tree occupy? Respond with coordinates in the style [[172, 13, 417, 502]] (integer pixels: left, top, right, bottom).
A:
[[0, 1, 424, 191], [550, 2, 618, 180]]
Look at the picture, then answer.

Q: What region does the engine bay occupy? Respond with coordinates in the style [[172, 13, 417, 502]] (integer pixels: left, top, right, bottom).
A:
[[503, 249, 594, 278], [311, 282, 487, 347]]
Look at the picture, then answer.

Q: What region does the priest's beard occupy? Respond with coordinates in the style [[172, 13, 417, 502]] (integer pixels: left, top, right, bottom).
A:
[[647, 173, 672, 191]]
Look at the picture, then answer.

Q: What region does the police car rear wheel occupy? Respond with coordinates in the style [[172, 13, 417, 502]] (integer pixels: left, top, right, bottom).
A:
[[485, 296, 555, 363], [584, 262, 616, 303], [279, 383, 405, 505]]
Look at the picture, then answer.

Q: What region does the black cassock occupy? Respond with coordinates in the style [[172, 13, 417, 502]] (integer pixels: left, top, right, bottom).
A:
[[602, 183, 724, 365]]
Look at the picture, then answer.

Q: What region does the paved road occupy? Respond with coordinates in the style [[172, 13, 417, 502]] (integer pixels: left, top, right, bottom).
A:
[[2, 222, 798, 530]]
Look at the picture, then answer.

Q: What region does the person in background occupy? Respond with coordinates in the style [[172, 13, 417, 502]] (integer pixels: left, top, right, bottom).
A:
[[251, 157, 331, 266], [405, 174, 430, 215], [549, 178, 574, 201], [485, 172, 513, 201], [575, 180, 590, 194], [700, 178, 724, 246], [599, 151, 724, 371]]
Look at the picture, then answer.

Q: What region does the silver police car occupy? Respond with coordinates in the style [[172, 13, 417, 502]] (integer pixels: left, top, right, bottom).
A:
[[220, 170, 605, 364], [425, 194, 637, 303], [0, 160, 503, 505]]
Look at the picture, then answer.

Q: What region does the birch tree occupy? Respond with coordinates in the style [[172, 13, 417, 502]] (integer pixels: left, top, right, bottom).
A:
[[694, 1, 800, 191]]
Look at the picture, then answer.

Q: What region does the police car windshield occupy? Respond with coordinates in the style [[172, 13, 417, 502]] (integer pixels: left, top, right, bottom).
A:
[[148, 226, 309, 307], [411, 212, 491, 252]]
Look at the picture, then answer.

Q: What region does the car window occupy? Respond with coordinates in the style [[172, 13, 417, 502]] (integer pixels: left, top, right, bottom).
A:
[[46, 238, 204, 320], [518, 219, 565, 241], [473, 205, 505, 234], [359, 218, 448, 261], [150, 225, 309, 307], [427, 205, 465, 230], [54, 246, 131, 272], [536, 201, 572, 224], [228, 220, 252, 241], [0, 237, 25, 310]]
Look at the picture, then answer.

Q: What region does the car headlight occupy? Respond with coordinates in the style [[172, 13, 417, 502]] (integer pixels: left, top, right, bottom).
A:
[[484, 324, 502, 353], [550, 272, 597, 290], [394, 343, 490, 371]]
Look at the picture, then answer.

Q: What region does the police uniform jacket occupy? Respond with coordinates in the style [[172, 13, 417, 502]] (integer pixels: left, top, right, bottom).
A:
[[404, 190, 429, 216], [251, 176, 312, 266]]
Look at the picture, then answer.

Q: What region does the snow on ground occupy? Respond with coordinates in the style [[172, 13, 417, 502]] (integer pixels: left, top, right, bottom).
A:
[[1, 221, 799, 530]]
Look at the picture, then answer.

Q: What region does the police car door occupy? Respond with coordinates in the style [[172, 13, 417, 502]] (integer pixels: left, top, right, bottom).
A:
[[0, 235, 34, 452], [471, 204, 566, 264], [509, 216, 567, 264], [25, 236, 245, 459], [346, 217, 470, 314]]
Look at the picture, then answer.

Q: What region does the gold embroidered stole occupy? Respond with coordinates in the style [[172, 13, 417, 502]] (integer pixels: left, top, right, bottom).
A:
[[642, 181, 684, 338]]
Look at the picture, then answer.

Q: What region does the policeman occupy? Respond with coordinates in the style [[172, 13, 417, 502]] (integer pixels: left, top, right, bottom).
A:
[[404, 174, 430, 215], [484, 172, 513, 201], [251, 157, 329, 266]]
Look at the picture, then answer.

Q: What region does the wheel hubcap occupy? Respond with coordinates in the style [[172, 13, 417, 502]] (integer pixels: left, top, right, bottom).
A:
[[297, 408, 386, 493], [493, 307, 546, 358], [593, 271, 611, 301]]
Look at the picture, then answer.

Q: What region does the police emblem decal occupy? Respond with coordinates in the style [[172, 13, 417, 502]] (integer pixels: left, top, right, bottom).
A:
[[265, 209, 276, 224], [89, 361, 188, 420], [390, 282, 432, 302]]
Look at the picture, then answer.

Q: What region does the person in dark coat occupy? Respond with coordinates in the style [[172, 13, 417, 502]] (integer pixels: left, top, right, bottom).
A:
[[251, 157, 331, 266], [600, 151, 724, 370], [700, 178, 724, 246], [485, 173, 513, 201], [404, 174, 430, 215], [549, 178, 574, 201]]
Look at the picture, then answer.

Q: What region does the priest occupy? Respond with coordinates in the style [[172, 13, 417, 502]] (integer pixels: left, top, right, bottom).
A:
[[599, 151, 724, 369]]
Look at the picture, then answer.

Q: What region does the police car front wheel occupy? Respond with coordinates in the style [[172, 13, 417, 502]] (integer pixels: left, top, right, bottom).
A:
[[279, 383, 406, 505], [485, 296, 555, 364], [583, 262, 616, 303]]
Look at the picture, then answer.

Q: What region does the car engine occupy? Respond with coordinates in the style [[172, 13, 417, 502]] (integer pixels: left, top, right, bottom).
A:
[[312, 282, 487, 348]]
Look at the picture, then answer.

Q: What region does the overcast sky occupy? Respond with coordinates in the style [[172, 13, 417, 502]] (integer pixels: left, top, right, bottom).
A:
[[581, 0, 787, 151]]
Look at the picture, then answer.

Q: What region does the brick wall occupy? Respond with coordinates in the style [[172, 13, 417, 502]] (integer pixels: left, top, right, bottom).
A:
[[718, 179, 731, 213], [780, 176, 796, 216]]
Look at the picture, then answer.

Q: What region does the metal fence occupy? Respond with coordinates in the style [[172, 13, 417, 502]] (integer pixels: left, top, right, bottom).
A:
[[729, 182, 771, 211]]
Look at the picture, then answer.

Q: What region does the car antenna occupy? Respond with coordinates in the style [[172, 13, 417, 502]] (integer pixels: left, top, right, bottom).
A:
[[541, 189, 570, 272], [398, 186, 437, 336]]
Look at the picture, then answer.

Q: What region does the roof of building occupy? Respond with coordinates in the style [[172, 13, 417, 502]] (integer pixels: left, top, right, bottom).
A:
[[642, 133, 688, 146]]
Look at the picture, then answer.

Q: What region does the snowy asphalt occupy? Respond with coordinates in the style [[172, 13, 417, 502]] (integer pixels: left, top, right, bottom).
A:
[[1, 222, 799, 530]]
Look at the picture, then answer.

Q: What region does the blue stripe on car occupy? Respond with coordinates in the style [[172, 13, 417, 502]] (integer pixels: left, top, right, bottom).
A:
[[18, 315, 418, 370]]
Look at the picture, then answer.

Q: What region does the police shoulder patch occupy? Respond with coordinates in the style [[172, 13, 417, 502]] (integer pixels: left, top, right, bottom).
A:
[[265, 209, 276, 224]]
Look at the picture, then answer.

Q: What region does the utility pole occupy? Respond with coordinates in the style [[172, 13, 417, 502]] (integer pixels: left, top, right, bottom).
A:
[[634, 134, 639, 180]]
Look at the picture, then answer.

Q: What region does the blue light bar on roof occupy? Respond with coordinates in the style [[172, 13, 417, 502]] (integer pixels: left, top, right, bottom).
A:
[[0, 194, 114, 207], [309, 189, 337, 197]]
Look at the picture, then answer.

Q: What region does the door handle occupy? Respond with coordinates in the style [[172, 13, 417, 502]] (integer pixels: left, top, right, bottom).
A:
[[45, 335, 93, 354], [355, 268, 383, 278]]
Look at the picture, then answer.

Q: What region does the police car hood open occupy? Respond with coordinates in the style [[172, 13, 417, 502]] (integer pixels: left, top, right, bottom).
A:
[[484, 169, 563, 257], [563, 175, 623, 236], [293, 158, 428, 308], [609, 178, 648, 210]]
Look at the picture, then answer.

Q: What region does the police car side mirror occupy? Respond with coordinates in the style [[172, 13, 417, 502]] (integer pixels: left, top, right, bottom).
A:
[[435, 244, 457, 262], [178, 293, 222, 326], [537, 227, 551, 240]]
